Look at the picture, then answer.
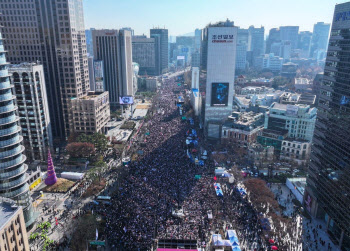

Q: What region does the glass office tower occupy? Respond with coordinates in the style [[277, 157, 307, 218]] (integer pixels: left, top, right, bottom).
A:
[[304, 2, 350, 250]]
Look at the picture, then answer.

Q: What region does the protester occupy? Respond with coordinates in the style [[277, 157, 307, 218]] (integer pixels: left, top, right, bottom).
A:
[[88, 78, 300, 250]]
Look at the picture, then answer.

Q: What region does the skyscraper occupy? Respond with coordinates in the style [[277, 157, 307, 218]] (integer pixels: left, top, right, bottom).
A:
[[298, 31, 313, 58], [236, 28, 249, 70], [86, 28, 96, 56], [200, 28, 209, 71], [280, 26, 299, 50], [203, 20, 237, 138], [304, 3, 350, 250], [132, 36, 158, 76], [121, 27, 135, 36], [150, 28, 169, 74], [194, 29, 202, 53], [310, 22, 331, 58], [0, 0, 90, 139], [0, 31, 35, 227], [266, 28, 281, 54], [92, 29, 134, 109], [9, 63, 52, 162], [248, 26, 265, 66]]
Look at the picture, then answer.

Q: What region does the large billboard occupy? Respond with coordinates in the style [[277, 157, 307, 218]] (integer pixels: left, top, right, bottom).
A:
[[119, 96, 134, 104], [211, 83, 229, 106]]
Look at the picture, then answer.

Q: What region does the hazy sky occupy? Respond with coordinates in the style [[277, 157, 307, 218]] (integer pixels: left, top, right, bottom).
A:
[[83, 0, 345, 36]]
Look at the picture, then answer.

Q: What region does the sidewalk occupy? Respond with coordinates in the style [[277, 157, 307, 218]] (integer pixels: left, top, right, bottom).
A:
[[270, 183, 296, 217], [302, 217, 341, 251]]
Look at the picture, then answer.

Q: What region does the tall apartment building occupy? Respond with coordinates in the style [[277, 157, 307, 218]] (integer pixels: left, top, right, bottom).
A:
[[310, 22, 331, 58], [0, 0, 90, 139], [9, 63, 52, 162], [0, 31, 35, 227], [305, 3, 350, 249], [150, 28, 169, 74], [0, 197, 30, 251], [92, 29, 134, 110], [279, 26, 299, 50], [203, 19, 237, 138], [132, 36, 158, 76]]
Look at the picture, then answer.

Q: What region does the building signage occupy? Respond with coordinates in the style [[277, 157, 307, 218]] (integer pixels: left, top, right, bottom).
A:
[[212, 35, 234, 43], [119, 96, 134, 105], [211, 83, 229, 106], [335, 11, 350, 22]]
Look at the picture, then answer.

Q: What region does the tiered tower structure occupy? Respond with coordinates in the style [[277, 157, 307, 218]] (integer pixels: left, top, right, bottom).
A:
[[0, 31, 35, 226], [45, 151, 57, 186]]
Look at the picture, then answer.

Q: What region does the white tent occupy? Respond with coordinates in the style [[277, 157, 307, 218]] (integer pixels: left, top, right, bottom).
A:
[[61, 172, 84, 180]]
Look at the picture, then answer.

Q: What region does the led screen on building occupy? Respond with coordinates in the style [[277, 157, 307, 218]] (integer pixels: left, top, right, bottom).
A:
[[119, 96, 134, 104], [211, 82, 229, 106]]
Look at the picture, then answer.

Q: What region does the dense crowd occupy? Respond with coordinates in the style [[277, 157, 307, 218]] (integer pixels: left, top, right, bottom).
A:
[[91, 78, 279, 250]]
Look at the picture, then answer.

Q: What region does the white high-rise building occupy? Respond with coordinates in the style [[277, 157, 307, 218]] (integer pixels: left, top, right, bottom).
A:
[[191, 67, 199, 89], [204, 20, 237, 138]]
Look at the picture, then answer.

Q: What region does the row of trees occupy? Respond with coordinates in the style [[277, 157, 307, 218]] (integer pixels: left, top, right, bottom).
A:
[[29, 222, 54, 251], [66, 133, 109, 159], [243, 178, 295, 241]]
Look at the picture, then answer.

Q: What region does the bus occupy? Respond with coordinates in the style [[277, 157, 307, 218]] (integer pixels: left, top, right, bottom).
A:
[[96, 196, 111, 205]]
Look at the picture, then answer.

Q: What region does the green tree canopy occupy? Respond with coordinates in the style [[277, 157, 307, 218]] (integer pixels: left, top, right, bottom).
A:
[[272, 76, 289, 89], [77, 133, 108, 153]]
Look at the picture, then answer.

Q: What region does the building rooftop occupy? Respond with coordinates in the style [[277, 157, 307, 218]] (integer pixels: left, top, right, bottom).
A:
[[73, 91, 108, 101], [235, 95, 251, 106], [279, 92, 316, 106], [207, 19, 235, 27], [250, 78, 271, 83], [270, 102, 308, 110], [8, 62, 42, 70], [0, 197, 20, 229], [284, 137, 310, 143], [295, 78, 311, 85], [224, 111, 264, 131], [132, 37, 155, 43], [287, 177, 306, 196]]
